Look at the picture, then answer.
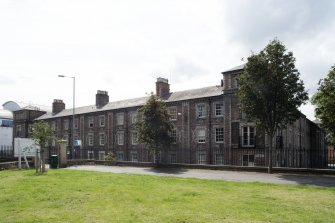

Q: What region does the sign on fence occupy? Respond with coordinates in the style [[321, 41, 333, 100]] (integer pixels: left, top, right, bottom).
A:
[[14, 138, 40, 157]]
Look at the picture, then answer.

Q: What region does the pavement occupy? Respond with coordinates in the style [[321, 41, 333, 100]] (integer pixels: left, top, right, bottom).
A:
[[66, 165, 335, 187]]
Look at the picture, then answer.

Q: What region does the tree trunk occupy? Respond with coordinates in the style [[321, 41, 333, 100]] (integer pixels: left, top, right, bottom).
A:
[[35, 149, 39, 173], [268, 136, 273, 174], [155, 150, 160, 168], [41, 149, 46, 173]]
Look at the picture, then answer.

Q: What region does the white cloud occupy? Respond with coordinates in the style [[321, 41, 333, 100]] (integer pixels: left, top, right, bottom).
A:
[[1, 0, 334, 120]]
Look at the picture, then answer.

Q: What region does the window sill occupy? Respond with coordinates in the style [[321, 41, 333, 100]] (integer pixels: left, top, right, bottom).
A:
[[241, 145, 255, 148]]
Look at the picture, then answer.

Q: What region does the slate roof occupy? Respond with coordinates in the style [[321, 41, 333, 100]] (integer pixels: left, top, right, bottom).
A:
[[222, 64, 245, 73], [36, 85, 224, 120]]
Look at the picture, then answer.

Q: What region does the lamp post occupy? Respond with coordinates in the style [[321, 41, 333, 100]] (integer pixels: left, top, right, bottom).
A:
[[58, 75, 75, 159]]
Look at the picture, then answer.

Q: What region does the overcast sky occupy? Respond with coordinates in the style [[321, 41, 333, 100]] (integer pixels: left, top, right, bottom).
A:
[[1, 0, 335, 120]]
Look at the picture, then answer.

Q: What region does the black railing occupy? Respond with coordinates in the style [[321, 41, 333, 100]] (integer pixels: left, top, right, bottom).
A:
[[57, 145, 335, 169], [0, 148, 13, 159]]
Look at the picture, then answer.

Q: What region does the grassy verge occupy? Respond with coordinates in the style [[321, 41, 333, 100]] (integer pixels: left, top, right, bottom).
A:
[[0, 169, 334, 223]]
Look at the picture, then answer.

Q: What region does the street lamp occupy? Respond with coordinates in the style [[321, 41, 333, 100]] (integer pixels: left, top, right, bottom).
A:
[[58, 75, 75, 159]]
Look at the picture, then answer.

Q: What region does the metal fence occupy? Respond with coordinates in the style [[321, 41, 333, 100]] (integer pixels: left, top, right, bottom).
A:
[[53, 146, 335, 169], [226, 147, 329, 169], [5, 145, 333, 169], [0, 148, 14, 162]]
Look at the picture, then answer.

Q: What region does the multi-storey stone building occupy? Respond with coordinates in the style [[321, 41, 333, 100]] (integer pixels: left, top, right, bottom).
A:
[[13, 65, 327, 168]]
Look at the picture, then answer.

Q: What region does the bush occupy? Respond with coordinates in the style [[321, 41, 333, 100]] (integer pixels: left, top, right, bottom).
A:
[[105, 152, 116, 165]]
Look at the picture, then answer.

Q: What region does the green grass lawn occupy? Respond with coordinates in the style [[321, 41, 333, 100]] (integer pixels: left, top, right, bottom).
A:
[[0, 169, 335, 223]]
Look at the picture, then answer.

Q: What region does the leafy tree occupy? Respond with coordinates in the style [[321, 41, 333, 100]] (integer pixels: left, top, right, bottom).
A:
[[136, 93, 173, 165], [105, 152, 116, 165], [311, 65, 335, 146], [31, 121, 54, 173], [238, 39, 308, 173]]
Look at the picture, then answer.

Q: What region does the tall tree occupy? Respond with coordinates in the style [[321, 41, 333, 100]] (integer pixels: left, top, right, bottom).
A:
[[136, 93, 173, 165], [31, 121, 53, 173], [238, 39, 308, 173], [311, 65, 335, 146]]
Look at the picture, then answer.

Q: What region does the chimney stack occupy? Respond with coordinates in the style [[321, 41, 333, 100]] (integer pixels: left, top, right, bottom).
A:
[[52, 99, 65, 114], [96, 90, 109, 107], [156, 77, 170, 98]]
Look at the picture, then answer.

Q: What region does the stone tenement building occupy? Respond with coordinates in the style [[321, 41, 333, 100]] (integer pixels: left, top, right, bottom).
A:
[[13, 65, 327, 168]]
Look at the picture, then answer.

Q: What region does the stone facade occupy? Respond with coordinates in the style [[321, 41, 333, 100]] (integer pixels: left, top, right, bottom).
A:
[[14, 67, 327, 168], [13, 108, 46, 138]]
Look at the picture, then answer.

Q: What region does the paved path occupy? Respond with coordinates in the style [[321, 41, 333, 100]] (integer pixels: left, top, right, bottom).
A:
[[67, 165, 335, 187]]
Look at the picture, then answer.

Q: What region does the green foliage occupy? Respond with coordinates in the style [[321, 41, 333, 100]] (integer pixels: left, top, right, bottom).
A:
[[136, 93, 172, 158], [30, 121, 53, 153], [312, 65, 335, 145], [30, 121, 54, 173], [1, 169, 335, 222], [238, 39, 308, 136], [238, 39, 308, 173], [105, 152, 116, 163]]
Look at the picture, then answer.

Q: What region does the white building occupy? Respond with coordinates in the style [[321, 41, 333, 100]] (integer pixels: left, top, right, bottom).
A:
[[0, 109, 13, 154]]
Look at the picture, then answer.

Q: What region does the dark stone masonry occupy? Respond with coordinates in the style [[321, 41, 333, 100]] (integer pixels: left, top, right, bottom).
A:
[[13, 65, 327, 168]]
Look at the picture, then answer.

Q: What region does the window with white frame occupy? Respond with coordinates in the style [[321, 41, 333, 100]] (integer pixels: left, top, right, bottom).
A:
[[88, 151, 94, 160], [74, 118, 79, 129], [215, 153, 224, 165], [131, 131, 138, 145], [196, 104, 206, 118], [117, 132, 124, 145], [130, 112, 138, 124], [197, 152, 206, 164], [215, 128, 224, 143], [63, 119, 69, 130], [242, 126, 255, 147], [197, 128, 206, 143], [117, 113, 124, 125], [99, 151, 105, 160], [88, 117, 94, 128], [117, 151, 124, 161], [214, 103, 224, 117], [170, 153, 177, 163], [88, 133, 94, 146], [240, 111, 247, 120], [99, 115, 105, 127], [169, 107, 177, 120], [99, 133, 105, 146], [130, 152, 138, 162], [171, 129, 177, 143], [242, 154, 255, 166]]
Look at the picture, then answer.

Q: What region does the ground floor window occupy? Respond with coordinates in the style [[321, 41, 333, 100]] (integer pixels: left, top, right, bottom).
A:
[[117, 151, 124, 161], [170, 153, 177, 164], [197, 152, 206, 165], [131, 152, 138, 162], [99, 151, 105, 160], [215, 153, 224, 165], [242, 154, 255, 166], [88, 151, 94, 160]]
